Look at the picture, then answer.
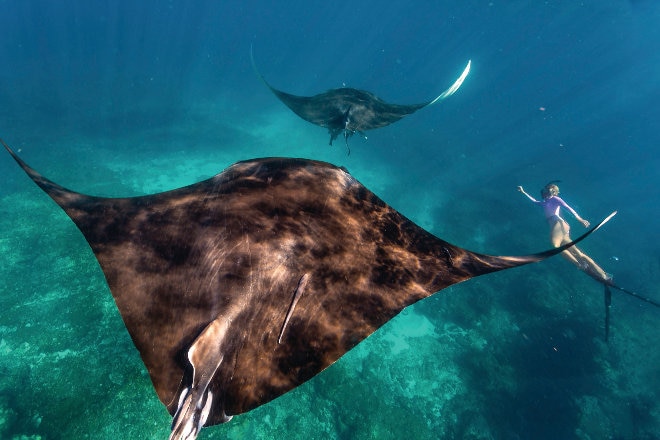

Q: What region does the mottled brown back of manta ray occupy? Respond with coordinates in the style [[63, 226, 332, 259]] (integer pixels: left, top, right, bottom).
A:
[[3, 142, 549, 435]]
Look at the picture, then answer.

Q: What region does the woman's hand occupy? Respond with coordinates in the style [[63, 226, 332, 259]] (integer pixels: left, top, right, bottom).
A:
[[517, 186, 524, 192], [580, 219, 590, 228]]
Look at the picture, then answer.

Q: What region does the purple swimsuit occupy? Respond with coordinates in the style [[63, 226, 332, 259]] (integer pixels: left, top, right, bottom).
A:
[[534, 196, 580, 223]]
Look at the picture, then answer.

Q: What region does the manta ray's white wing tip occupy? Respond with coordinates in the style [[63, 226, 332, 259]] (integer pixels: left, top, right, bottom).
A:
[[429, 59, 471, 105]]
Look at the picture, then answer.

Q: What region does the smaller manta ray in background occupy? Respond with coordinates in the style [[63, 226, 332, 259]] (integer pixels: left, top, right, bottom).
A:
[[3, 139, 614, 440], [251, 47, 471, 153]]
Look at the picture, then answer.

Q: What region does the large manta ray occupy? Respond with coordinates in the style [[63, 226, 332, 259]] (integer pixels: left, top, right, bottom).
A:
[[251, 50, 471, 151], [3, 140, 614, 440]]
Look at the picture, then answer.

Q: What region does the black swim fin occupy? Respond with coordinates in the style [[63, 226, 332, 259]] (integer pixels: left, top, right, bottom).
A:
[[609, 283, 660, 308], [596, 273, 660, 342], [604, 284, 612, 342]]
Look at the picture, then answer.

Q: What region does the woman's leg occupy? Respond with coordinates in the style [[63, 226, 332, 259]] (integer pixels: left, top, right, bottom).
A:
[[568, 246, 610, 280], [550, 221, 583, 267], [551, 220, 610, 280]]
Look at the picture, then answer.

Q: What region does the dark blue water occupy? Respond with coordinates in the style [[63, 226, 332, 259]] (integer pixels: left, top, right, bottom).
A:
[[1, 1, 658, 439]]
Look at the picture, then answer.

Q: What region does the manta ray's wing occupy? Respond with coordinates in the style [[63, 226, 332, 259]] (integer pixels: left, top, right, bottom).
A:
[[264, 86, 431, 145], [264, 86, 351, 129], [251, 48, 471, 145], [3, 140, 613, 440]]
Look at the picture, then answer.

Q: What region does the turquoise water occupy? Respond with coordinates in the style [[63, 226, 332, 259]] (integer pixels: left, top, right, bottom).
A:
[[1, 1, 659, 439]]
